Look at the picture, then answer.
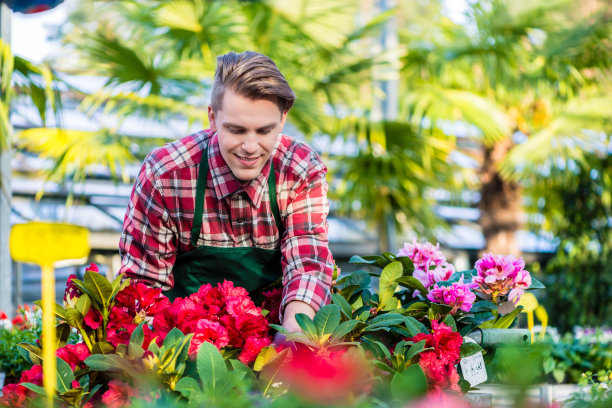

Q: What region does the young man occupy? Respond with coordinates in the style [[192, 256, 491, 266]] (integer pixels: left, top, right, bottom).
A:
[[118, 51, 333, 333]]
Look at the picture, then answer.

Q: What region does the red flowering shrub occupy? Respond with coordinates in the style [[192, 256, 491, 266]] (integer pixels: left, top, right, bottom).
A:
[[20, 365, 43, 386], [0, 365, 43, 408], [409, 321, 463, 393], [153, 280, 272, 364]]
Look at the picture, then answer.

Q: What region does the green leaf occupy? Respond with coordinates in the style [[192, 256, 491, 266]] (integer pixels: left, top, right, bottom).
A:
[[404, 316, 428, 336], [18, 342, 43, 365], [284, 332, 318, 348], [84, 271, 113, 307], [64, 309, 83, 328], [331, 293, 353, 319], [91, 341, 115, 355], [55, 323, 72, 349], [405, 302, 428, 312], [21, 382, 47, 396], [85, 354, 125, 371], [174, 377, 201, 398], [163, 328, 185, 348], [75, 293, 92, 317], [259, 348, 291, 398], [268, 324, 288, 334], [442, 315, 457, 332], [460, 342, 485, 359], [470, 301, 497, 312], [396, 276, 429, 296], [379, 262, 403, 310], [528, 276, 545, 289], [493, 306, 523, 329], [349, 255, 389, 268], [130, 322, 145, 348], [254, 346, 278, 372], [405, 339, 428, 361], [313, 304, 341, 337], [197, 341, 228, 393], [295, 313, 318, 342], [56, 357, 75, 394], [391, 364, 428, 400], [34, 301, 67, 321], [330, 319, 360, 342]]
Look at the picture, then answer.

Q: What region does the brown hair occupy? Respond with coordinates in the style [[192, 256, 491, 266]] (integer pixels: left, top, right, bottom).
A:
[[210, 51, 296, 114]]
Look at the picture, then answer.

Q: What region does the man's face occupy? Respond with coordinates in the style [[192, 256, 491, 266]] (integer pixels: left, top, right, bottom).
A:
[[209, 89, 287, 182]]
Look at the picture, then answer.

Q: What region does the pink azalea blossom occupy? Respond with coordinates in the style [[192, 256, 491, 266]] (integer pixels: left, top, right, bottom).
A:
[[427, 276, 477, 314], [397, 239, 447, 270], [473, 253, 532, 304], [413, 262, 455, 289]]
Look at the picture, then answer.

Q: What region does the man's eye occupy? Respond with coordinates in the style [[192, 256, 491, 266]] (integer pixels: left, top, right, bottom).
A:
[[229, 128, 245, 134], [258, 129, 272, 135]]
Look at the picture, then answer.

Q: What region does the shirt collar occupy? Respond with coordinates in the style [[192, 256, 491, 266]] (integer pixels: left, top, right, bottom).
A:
[[207, 132, 274, 209]]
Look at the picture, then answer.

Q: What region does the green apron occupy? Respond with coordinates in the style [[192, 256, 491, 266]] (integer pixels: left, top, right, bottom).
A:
[[165, 145, 284, 301]]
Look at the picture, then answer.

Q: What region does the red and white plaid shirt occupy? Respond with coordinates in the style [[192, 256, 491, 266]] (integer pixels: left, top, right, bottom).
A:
[[119, 129, 333, 312]]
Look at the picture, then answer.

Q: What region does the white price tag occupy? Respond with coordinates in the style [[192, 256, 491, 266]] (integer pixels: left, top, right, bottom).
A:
[[460, 338, 487, 387]]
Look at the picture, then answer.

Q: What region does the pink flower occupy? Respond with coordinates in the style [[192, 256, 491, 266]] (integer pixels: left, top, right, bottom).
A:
[[508, 269, 532, 304], [427, 277, 477, 314], [188, 319, 230, 359], [84, 307, 103, 330], [414, 263, 455, 289], [85, 263, 99, 273], [101, 380, 136, 408], [473, 253, 531, 303], [398, 240, 447, 270]]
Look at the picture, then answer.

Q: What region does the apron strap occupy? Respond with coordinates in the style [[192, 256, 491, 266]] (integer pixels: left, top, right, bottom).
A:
[[190, 144, 284, 248]]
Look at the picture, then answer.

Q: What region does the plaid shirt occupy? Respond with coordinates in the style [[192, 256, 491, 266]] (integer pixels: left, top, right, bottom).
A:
[[119, 129, 333, 313]]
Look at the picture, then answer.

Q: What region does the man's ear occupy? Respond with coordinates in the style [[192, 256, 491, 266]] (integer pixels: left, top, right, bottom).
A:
[[279, 110, 288, 133], [208, 106, 217, 132]]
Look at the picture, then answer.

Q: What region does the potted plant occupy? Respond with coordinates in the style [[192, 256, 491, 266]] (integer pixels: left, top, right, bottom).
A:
[[0, 306, 41, 388]]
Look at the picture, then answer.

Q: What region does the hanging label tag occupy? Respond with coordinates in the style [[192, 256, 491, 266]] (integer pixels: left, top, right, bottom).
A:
[[460, 338, 488, 387]]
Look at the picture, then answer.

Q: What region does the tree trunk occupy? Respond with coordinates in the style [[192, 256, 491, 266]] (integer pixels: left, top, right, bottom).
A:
[[478, 139, 522, 256]]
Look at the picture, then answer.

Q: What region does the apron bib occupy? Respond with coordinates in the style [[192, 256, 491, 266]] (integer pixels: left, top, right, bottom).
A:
[[165, 145, 284, 301]]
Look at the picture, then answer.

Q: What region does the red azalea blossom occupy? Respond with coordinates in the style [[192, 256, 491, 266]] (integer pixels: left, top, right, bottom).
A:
[[0, 384, 28, 408], [11, 315, 25, 326], [84, 307, 103, 330], [260, 288, 282, 325], [85, 263, 99, 273], [101, 380, 136, 408], [114, 282, 171, 322], [409, 321, 463, 393], [106, 306, 138, 347], [0, 311, 7, 320], [56, 344, 91, 370], [20, 364, 43, 385], [238, 336, 272, 365], [63, 273, 82, 308], [154, 280, 272, 360]]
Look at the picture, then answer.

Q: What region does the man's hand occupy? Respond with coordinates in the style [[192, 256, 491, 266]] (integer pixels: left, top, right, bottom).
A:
[[282, 300, 315, 333]]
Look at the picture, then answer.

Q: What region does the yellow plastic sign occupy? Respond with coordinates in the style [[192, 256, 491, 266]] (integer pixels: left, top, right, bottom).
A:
[[10, 222, 90, 407], [10, 222, 90, 266]]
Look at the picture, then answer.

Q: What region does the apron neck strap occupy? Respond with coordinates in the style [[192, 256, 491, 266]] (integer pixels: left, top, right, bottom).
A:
[[190, 145, 284, 248]]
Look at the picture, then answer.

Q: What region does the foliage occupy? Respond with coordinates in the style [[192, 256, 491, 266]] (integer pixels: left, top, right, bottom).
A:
[[0, 306, 41, 380], [1, 244, 546, 407], [565, 370, 612, 408], [540, 333, 612, 384], [529, 153, 612, 331]]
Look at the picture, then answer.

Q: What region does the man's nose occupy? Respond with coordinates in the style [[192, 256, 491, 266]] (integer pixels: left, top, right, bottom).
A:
[[242, 132, 257, 154]]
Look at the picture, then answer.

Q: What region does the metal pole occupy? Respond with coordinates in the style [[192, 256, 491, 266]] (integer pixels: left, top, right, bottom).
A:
[[0, 3, 14, 318]]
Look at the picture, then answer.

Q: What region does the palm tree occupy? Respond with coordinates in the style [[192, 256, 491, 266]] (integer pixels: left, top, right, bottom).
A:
[[397, 0, 612, 255]]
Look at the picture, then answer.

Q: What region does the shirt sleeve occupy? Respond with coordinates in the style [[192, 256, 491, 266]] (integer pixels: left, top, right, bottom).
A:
[[280, 153, 334, 315], [118, 157, 177, 290]]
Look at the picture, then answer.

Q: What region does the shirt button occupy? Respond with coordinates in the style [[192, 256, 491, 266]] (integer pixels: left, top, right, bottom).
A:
[[237, 217, 245, 224]]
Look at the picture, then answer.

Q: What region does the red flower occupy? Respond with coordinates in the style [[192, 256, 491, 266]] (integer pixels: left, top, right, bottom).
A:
[[409, 321, 463, 392], [84, 307, 103, 330], [0, 311, 7, 320], [114, 282, 170, 319], [0, 384, 28, 408], [11, 315, 24, 326], [56, 344, 91, 370], [19, 364, 43, 386], [188, 319, 230, 359], [260, 288, 283, 325], [238, 336, 272, 365], [101, 380, 136, 408], [63, 274, 82, 308], [106, 306, 137, 347], [85, 263, 99, 273]]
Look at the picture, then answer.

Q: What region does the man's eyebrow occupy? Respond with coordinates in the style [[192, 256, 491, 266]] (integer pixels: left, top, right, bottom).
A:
[[223, 122, 277, 130]]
